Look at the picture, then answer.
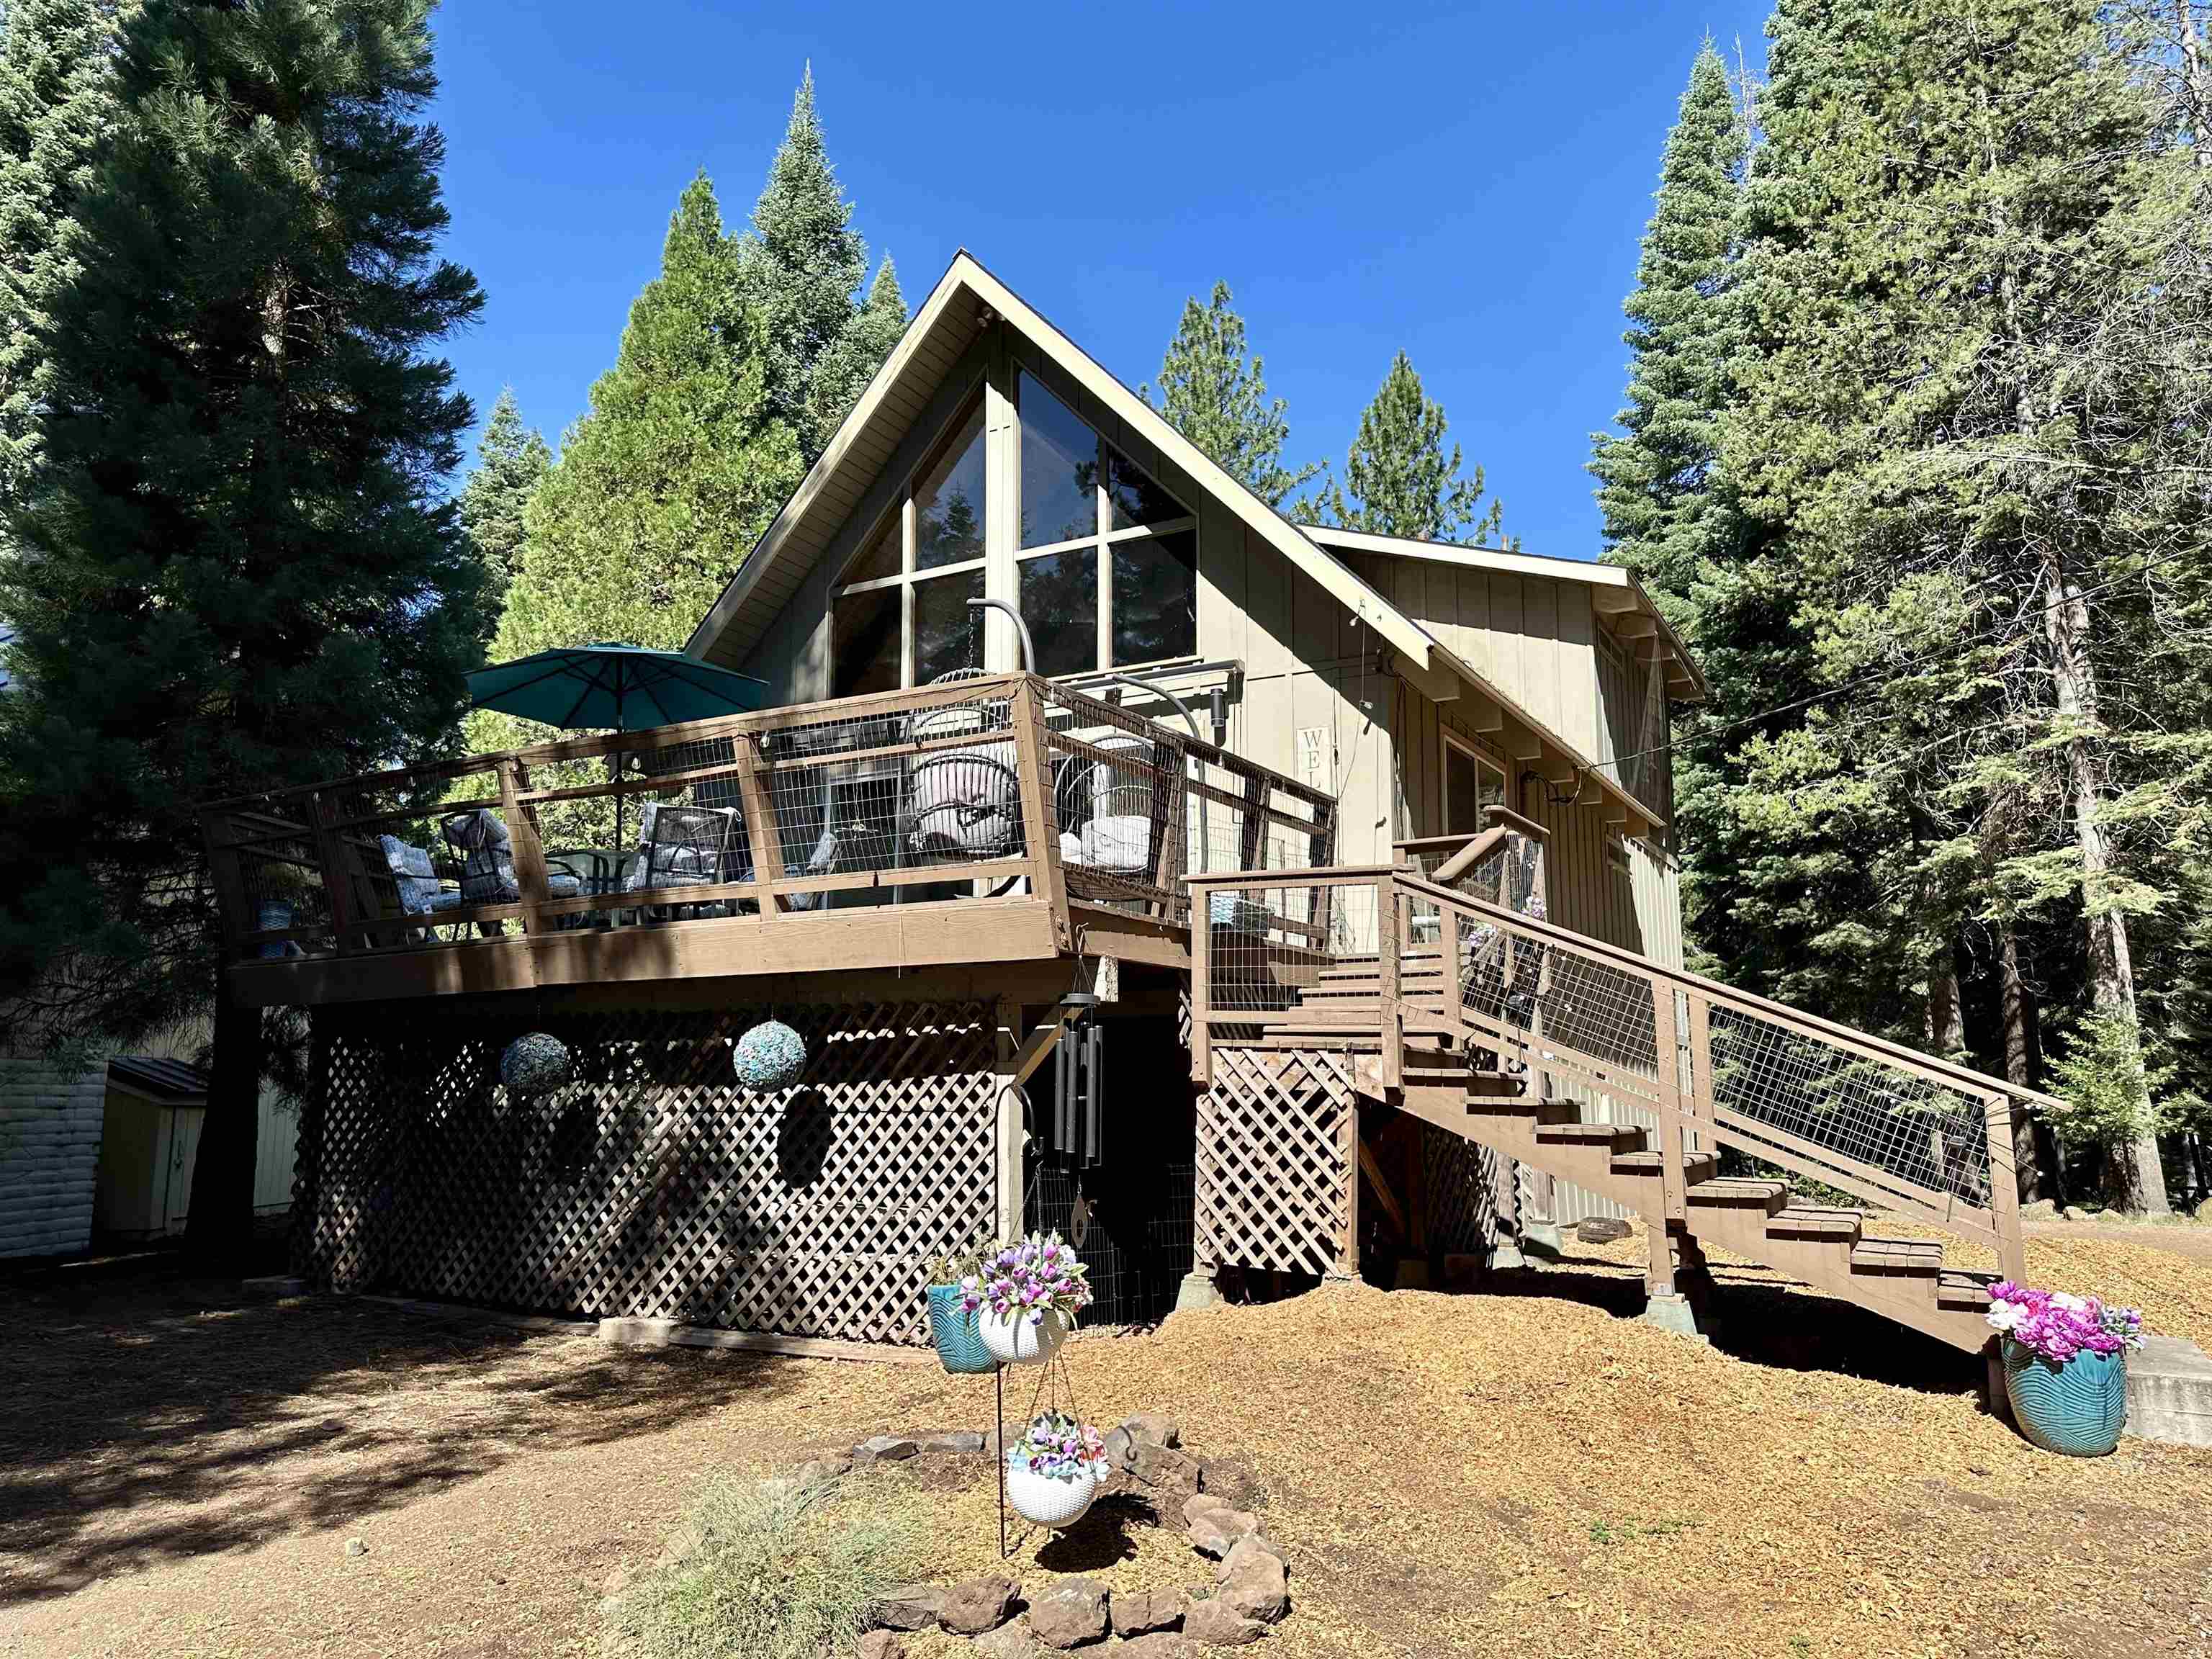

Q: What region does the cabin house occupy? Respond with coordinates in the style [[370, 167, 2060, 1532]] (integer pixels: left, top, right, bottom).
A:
[[201, 253, 2044, 1352]]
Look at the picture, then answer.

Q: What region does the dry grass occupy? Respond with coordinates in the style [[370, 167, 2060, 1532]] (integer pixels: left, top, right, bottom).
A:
[[5, 1229, 2211, 1659]]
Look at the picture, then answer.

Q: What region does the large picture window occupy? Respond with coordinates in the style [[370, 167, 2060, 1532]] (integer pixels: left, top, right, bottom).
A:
[[1015, 372, 1195, 675], [832, 397, 986, 696]]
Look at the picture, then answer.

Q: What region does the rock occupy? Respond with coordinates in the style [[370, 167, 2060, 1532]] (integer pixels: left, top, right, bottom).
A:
[[1120, 1411, 1181, 1449], [855, 1434, 920, 1463], [1185, 1502, 1260, 1558], [601, 1565, 632, 1598], [938, 1573, 1021, 1635], [1183, 1597, 1265, 1647], [1126, 1440, 1204, 1494], [1118, 1636, 1197, 1659], [1111, 1586, 1189, 1637], [973, 1617, 1042, 1659], [652, 1524, 701, 1572], [1195, 1457, 1262, 1510], [1101, 1426, 1136, 1470], [598, 1592, 628, 1652], [858, 1632, 907, 1659], [343, 1537, 367, 1558], [1218, 1541, 1289, 1623], [1219, 1533, 1288, 1581], [863, 1583, 945, 1631], [1577, 1215, 1632, 1244], [920, 1429, 986, 1455], [792, 1456, 851, 1485], [1028, 1576, 1110, 1649]]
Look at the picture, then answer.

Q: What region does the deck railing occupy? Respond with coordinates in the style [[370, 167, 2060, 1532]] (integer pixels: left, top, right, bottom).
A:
[[199, 673, 1334, 974], [1187, 863, 2047, 1280]]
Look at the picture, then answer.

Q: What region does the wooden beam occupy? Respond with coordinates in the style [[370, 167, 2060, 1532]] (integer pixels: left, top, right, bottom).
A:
[[1592, 587, 1640, 614], [1358, 1138, 1408, 1243], [1611, 612, 1659, 639]]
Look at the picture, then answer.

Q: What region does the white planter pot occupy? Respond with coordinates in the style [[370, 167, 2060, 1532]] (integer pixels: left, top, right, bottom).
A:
[[976, 1305, 1069, 1367], [1004, 1460, 1102, 1529]]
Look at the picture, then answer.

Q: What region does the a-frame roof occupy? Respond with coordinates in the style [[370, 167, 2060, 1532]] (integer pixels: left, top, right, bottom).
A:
[[685, 251, 1686, 835], [686, 251, 1440, 674]]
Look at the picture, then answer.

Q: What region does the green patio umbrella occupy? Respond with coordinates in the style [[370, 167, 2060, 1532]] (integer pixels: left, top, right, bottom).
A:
[[467, 642, 771, 877]]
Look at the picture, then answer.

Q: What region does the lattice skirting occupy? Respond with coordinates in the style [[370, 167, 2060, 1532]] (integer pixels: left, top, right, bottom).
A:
[[1195, 1046, 1352, 1276], [1419, 1122, 1509, 1256], [294, 1000, 997, 1345]]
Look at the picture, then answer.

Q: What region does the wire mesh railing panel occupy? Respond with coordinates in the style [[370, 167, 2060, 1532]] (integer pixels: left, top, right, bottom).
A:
[[1705, 1004, 1995, 1211], [1454, 909, 1659, 1084], [1205, 881, 1383, 1055], [225, 811, 336, 959]]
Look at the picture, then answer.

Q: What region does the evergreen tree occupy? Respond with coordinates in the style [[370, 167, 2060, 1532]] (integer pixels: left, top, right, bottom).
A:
[[1709, 0, 2182, 1207], [742, 66, 868, 456], [0, 0, 490, 1254], [457, 386, 549, 613], [1588, 41, 1745, 627], [799, 254, 906, 458], [1317, 352, 1509, 545], [0, 0, 131, 516], [474, 173, 798, 780], [1143, 281, 1322, 510]]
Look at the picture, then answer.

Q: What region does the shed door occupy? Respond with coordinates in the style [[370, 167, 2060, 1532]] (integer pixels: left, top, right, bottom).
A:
[[165, 1106, 204, 1234]]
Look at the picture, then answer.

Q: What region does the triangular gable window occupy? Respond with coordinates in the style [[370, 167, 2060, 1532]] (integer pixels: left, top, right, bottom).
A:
[[1015, 371, 1195, 677]]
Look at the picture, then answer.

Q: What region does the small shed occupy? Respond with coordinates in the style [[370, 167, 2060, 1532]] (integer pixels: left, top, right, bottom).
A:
[[93, 1056, 297, 1239]]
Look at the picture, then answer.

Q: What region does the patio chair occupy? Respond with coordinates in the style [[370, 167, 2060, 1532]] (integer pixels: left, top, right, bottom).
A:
[[905, 698, 1020, 862], [441, 809, 583, 933], [377, 833, 462, 943], [620, 802, 743, 919], [1055, 732, 1157, 874]]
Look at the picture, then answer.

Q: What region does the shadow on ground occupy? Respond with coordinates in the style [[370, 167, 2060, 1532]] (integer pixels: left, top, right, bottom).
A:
[[1492, 1237, 1985, 1397], [0, 1254, 804, 1605]]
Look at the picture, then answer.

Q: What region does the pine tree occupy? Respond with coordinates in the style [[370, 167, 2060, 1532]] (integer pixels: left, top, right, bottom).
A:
[[457, 386, 549, 613], [799, 254, 906, 458], [1318, 352, 1509, 545], [475, 173, 798, 775], [1588, 41, 1745, 627], [1712, 0, 2181, 1207], [742, 66, 868, 454], [0, 0, 131, 517], [1143, 281, 1322, 510], [0, 0, 490, 1254]]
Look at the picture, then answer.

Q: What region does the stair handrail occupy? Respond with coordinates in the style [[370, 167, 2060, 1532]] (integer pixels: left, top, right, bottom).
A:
[[1395, 869, 2040, 1282]]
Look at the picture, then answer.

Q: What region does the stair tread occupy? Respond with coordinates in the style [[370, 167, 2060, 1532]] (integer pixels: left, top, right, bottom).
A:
[[1767, 1206, 1863, 1238], [1851, 1236, 1945, 1274], [1611, 1149, 1719, 1180], [1936, 1269, 1997, 1307]]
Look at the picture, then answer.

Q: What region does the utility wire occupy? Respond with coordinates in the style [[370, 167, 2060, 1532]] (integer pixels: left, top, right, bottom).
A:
[[1587, 539, 2207, 781]]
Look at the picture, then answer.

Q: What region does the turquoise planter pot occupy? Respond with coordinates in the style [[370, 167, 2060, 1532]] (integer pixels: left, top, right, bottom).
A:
[[2002, 1338, 2127, 1457], [927, 1284, 998, 1375]]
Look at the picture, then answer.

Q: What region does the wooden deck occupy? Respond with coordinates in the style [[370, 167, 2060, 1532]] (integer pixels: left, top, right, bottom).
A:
[[202, 673, 1333, 1008]]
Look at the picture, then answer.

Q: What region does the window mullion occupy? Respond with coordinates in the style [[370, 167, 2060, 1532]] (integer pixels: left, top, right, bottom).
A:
[[1094, 433, 1111, 670]]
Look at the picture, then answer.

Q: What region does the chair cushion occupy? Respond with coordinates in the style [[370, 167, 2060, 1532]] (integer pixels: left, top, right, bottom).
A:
[[379, 834, 447, 915], [1079, 814, 1154, 872]]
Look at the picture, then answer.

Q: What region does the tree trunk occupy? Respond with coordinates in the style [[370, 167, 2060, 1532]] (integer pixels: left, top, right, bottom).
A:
[[2041, 545, 2169, 1214], [2180, 1, 2212, 165], [1998, 920, 2049, 1204], [1926, 949, 1965, 1057], [185, 989, 263, 1264]]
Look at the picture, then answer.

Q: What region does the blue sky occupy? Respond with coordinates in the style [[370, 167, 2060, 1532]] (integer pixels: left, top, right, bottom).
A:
[[428, 1, 1771, 562]]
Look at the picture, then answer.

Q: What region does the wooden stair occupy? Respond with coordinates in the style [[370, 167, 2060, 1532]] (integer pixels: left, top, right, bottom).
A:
[[1272, 953, 2000, 1352]]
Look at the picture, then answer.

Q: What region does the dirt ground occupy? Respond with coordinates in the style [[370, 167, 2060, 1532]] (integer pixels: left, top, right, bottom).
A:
[[4, 1226, 2210, 1659]]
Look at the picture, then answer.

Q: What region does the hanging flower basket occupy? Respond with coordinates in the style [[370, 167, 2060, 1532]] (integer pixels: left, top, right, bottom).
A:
[[962, 1233, 1091, 1367], [1003, 1411, 1110, 1529], [500, 1033, 572, 1097], [926, 1283, 998, 1375], [978, 1305, 1069, 1367], [732, 1020, 807, 1092], [1987, 1282, 2144, 1457]]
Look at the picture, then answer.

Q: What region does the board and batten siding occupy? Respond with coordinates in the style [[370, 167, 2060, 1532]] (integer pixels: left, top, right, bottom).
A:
[[0, 1055, 107, 1259]]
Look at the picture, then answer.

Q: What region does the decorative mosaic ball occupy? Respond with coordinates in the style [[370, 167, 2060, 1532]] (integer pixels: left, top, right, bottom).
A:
[[500, 1032, 572, 1097], [733, 1020, 807, 1092]]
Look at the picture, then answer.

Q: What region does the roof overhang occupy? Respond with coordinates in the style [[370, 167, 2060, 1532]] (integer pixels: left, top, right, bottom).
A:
[[1298, 524, 1708, 703]]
